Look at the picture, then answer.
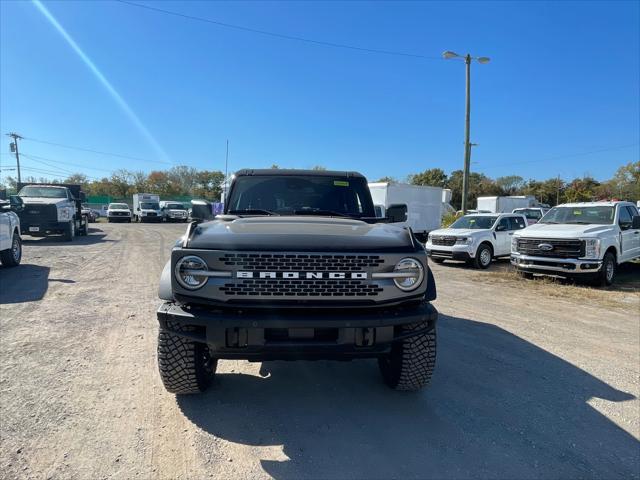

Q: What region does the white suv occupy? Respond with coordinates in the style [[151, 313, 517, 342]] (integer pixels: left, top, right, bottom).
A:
[[426, 213, 527, 269]]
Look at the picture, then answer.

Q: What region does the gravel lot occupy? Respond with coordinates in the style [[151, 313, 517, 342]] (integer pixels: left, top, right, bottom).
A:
[[1, 222, 638, 479]]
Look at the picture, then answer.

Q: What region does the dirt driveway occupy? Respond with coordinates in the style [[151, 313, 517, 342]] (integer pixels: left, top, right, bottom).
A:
[[1, 223, 638, 479]]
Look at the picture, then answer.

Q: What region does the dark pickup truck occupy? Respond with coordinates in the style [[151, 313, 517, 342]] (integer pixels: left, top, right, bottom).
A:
[[157, 169, 438, 394]]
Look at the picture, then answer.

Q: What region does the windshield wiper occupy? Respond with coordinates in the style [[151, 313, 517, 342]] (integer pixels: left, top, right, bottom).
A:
[[228, 209, 279, 216], [292, 209, 356, 218], [565, 221, 593, 225]]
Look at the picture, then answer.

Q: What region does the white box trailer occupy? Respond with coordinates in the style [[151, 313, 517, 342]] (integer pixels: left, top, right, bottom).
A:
[[476, 195, 537, 213], [132, 193, 162, 222], [368, 182, 443, 241]]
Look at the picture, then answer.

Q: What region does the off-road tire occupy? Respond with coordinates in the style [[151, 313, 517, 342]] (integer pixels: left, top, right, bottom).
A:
[[158, 322, 216, 394], [473, 243, 493, 269], [63, 220, 75, 241], [378, 321, 436, 391], [592, 251, 616, 287], [0, 233, 21, 267]]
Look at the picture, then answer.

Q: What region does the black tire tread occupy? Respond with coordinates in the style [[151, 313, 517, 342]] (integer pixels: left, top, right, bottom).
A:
[[157, 321, 216, 394], [379, 321, 436, 391]]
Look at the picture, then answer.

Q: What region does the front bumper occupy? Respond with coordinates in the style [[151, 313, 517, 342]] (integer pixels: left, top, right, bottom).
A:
[[21, 220, 67, 235], [426, 244, 474, 261], [510, 253, 602, 274], [157, 300, 438, 360]]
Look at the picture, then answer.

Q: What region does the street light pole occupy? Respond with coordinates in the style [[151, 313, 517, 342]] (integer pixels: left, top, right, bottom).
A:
[[6, 132, 23, 185], [462, 54, 472, 214], [442, 51, 490, 213]]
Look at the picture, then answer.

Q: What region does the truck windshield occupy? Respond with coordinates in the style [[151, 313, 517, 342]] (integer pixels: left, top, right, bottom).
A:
[[450, 215, 499, 229], [165, 203, 185, 210], [226, 175, 375, 217], [141, 202, 159, 209], [109, 203, 129, 209], [18, 186, 67, 198], [540, 206, 614, 225]]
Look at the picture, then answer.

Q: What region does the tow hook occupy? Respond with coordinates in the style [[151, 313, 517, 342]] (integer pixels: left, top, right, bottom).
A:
[[355, 327, 375, 347]]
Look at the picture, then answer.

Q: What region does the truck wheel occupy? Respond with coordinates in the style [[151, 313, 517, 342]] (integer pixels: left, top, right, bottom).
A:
[[473, 243, 493, 269], [0, 233, 22, 267], [63, 220, 75, 241], [378, 321, 436, 391], [158, 322, 216, 394], [593, 251, 616, 287]]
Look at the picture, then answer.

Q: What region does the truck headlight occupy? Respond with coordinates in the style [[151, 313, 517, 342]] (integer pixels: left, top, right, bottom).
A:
[[455, 237, 473, 245], [58, 208, 71, 221], [393, 258, 424, 292], [584, 239, 600, 259], [511, 237, 518, 253], [175, 255, 209, 290]]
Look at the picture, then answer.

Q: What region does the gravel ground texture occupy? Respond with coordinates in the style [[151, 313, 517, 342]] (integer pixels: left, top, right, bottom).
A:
[[1, 222, 638, 479]]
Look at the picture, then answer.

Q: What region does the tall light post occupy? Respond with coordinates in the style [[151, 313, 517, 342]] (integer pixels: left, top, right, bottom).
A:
[[443, 51, 490, 213]]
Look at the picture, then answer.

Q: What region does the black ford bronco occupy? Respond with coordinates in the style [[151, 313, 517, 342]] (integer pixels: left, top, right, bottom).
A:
[[156, 169, 437, 393]]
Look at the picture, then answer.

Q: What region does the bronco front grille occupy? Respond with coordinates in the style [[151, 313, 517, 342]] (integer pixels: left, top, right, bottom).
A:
[[220, 278, 383, 297], [221, 253, 384, 271], [431, 236, 457, 246], [516, 238, 585, 259]]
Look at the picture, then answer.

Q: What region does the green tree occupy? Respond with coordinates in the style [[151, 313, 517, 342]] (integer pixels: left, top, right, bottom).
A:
[[564, 177, 600, 203], [495, 175, 524, 195], [409, 168, 447, 187], [375, 176, 397, 183]]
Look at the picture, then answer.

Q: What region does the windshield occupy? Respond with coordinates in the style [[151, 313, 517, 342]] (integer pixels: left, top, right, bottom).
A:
[[540, 206, 614, 225], [514, 208, 543, 220], [109, 203, 129, 210], [450, 215, 499, 229], [140, 202, 159, 209], [19, 186, 67, 198], [226, 175, 375, 217], [165, 203, 185, 210]]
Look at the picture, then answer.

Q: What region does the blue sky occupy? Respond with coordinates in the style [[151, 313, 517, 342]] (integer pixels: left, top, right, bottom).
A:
[[1, 0, 638, 184]]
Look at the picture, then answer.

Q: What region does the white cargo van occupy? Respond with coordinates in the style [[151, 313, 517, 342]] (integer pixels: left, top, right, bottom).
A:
[[369, 182, 443, 242], [132, 193, 162, 222], [477, 196, 538, 213]]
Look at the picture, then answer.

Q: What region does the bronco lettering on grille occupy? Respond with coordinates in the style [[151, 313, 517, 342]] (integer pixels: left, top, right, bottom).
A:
[[236, 271, 368, 279]]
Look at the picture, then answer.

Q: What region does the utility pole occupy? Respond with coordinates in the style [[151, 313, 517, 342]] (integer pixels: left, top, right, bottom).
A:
[[556, 175, 561, 206], [462, 54, 472, 214], [6, 132, 22, 185], [442, 51, 490, 213], [224, 139, 229, 204]]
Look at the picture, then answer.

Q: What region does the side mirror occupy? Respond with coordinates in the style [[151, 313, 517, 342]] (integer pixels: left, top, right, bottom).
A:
[[9, 195, 24, 212], [495, 224, 506, 232], [632, 215, 640, 229], [79, 192, 86, 202], [386, 203, 407, 223], [190, 200, 214, 223]]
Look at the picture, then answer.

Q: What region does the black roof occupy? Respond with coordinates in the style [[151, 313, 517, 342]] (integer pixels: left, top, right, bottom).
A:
[[234, 169, 365, 178]]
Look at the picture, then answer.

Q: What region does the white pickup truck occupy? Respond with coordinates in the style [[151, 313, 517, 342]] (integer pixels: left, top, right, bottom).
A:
[[0, 196, 23, 267], [426, 212, 527, 269], [511, 201, 640, 286]]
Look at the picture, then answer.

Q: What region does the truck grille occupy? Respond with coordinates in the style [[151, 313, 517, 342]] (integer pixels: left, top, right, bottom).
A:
[[516, 238, 585, 258], [220, 279, 383, 297], [20, 204, 58, 223], [221, 253, 384, 271], [110, 211, 128, 216], [430, 236, 457, 247]]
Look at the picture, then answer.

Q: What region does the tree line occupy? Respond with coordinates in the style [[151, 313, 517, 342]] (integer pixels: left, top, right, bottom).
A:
[[3, 161, 637, 209]]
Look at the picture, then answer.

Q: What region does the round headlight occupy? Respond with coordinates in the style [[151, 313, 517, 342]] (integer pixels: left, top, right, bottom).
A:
[[175, 255, 209, 290], [393, 258, 424, 292]]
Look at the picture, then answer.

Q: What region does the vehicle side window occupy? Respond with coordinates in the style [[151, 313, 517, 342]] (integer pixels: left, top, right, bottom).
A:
[[618, 206, 632, 229], [496, 218, 509, 231], [509, 216, 526, 230], [626, 206, 639, 218]]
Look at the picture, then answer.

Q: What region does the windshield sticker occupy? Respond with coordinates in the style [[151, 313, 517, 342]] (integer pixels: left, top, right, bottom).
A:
[[333, 180, 349, 187]]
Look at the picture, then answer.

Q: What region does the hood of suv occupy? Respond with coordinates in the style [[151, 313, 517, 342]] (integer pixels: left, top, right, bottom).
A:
[[187, 216, 416, 252], [430, 228, 486, 237], [515, 222, 614, 238]]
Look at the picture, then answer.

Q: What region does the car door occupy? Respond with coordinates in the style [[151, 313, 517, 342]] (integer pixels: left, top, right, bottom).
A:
[[0, 211, 9, 251], [493, 217, 511, 256], [619, 205, 640, 261]]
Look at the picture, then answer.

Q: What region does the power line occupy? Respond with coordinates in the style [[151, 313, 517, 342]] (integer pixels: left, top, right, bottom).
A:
[[21, 153, 114, 174], [481, 143, 639, 170], [21, 136, 172, 165], [115, 0, 443, 60]]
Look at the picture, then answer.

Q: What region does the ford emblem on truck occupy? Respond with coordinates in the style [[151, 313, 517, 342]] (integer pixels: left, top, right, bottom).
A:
[[538, 243, 554, 251]]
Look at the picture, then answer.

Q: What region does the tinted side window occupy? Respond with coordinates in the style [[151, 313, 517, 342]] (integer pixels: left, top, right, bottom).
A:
[[497, 218, 509, 230], [618, 206, 632, 228], [626, 206, 639, 218], [509, 216, 526, 230]]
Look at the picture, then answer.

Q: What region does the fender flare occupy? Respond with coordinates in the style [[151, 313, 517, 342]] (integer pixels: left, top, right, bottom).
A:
[[158, 260, 175, 301]]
